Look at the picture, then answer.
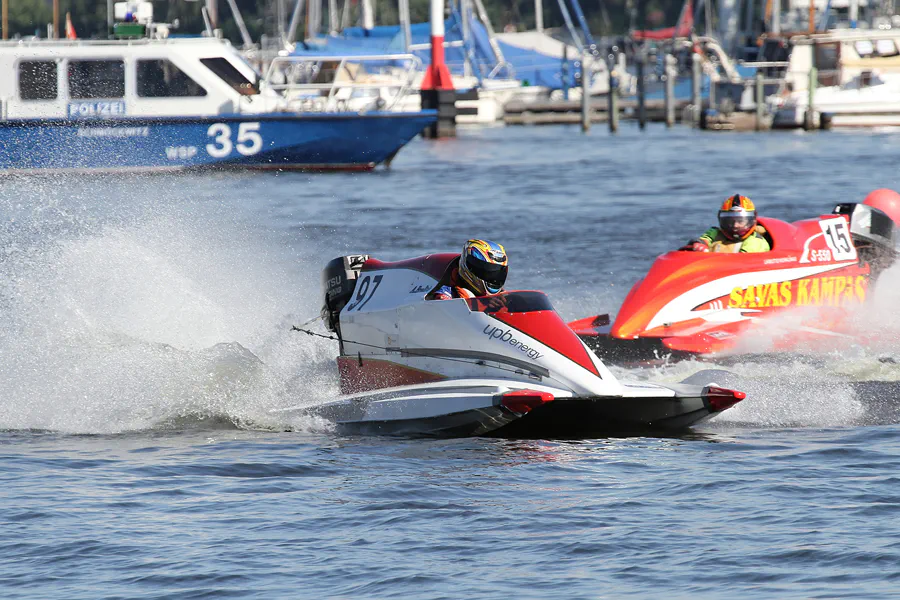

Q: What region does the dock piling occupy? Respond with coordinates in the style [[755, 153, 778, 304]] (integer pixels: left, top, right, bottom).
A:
[[421, 90, 457, 138], [581, 50, 591, 132], [691, 52, 701, 127], [420, 0, 456, 138], [804, 66, 817, 131], [608, 53, 619, 133], [637, 0, 647, 130], [664, 53, 675, 128], [637, 51, 646, 130], [755, 71, 765, 130]]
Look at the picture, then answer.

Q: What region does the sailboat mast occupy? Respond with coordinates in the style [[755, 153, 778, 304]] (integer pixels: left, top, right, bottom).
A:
[[277, 0, 287, 41], [329, 0, 338, 33], [472, 0, 507, 64], [461, 0, 472, 77], [555, 0, 583, 52], [287, 0, 307, 44], [362, 0, 374, 30], [399, 0, 412, 50], [307, 0, 321, 38]]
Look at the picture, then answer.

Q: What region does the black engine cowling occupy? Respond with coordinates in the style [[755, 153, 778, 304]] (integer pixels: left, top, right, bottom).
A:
[[833, 202, 897, 276], [321, 255, 369, 333]]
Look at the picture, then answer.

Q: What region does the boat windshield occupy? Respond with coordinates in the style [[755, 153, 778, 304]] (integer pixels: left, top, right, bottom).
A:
[[466, 291, 555, 314], [200, 57, 259, 96]]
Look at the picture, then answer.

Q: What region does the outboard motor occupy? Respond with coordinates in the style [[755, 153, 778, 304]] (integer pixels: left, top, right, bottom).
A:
[[321, 255, 369, 334], [832, 203, 897, 277]]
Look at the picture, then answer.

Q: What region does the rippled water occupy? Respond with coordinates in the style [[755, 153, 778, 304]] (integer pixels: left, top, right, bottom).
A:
[[3, 124, 900, 597]]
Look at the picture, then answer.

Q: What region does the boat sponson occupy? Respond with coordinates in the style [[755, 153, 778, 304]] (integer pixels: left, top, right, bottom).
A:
[[298, 382, 525, 437], [492, 386, 723, 437], [299, 380, 731, 438], [330, 405, 521, 437]]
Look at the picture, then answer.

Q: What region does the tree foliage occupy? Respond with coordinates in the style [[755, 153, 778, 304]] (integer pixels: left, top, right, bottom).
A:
[[1, 0, 687, 41]]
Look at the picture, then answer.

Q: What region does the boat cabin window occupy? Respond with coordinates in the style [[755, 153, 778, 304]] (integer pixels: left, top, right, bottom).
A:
[[814, 42, 840, 87], [18, 60, 58, 100], [137, 59, 207, 98], [855, 40, 875, 57], [199, 57, 258, 96], [68, 60, 125, 99], [853, 40, 875, 58], [852, 39, 898, 58], [875, 39, 899, 57]]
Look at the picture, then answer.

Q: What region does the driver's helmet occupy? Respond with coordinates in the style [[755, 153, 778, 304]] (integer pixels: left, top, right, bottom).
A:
[[718, 195, 757, 241], [458, 239, 508, 296]]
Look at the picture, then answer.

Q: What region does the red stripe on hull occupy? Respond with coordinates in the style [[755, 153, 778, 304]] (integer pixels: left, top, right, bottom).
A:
[[492, 311, 600, 376], [337, 356, 446, 394]]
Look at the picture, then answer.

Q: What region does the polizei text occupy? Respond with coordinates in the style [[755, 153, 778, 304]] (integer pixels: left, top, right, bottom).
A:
[[483, 325, 544, 360]]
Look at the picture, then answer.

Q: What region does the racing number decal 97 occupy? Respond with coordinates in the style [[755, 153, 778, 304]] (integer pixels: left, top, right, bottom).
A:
[[345, 275, 383, 312]]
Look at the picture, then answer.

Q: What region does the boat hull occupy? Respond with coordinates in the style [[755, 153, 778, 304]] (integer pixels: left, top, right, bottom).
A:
[[494, 389, 721, 437], [0, 111, 436, 172], [273, 379, 739, 438]]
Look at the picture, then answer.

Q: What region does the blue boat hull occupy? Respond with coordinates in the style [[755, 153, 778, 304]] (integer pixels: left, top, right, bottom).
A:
[[0, 111, 436, 172]]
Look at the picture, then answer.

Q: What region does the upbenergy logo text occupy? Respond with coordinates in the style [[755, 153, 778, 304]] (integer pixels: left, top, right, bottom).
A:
[[483, 325, 544, 360]]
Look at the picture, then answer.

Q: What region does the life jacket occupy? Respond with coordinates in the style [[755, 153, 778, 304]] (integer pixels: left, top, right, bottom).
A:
[[708, 233, 744, 253], [427, 263, 476, 300], [704, 226, 770, 253], [446, 268, 475, 298]]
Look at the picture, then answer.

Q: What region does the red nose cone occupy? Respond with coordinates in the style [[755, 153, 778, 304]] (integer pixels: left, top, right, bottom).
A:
[[705, 386, 747, 412], [863, 188, 900, 225], [500, 389, 555, 415]]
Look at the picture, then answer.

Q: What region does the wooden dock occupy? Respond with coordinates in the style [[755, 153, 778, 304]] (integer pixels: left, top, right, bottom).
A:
[[700, 111, 773, 131], [503, 97, 692, 126]]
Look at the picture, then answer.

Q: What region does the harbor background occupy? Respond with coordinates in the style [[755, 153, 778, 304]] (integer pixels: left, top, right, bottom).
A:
[[3, 124, 900, 597], [2, 0, 647, 41]]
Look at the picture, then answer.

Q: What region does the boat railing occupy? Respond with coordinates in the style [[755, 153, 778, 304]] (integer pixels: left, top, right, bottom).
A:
[[486, 60, 516, 80], [408, 41, 466, 51], [0, 36, 230, 48], [714, 70, 789, 111], [732, 75, 789, 87], [262, 54, 423, 114], [734, 59, 791, 81], [737, 60, 791, 69]]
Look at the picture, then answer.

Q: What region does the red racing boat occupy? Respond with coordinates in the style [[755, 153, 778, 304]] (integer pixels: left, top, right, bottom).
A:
[[570, 191, 900, 364]]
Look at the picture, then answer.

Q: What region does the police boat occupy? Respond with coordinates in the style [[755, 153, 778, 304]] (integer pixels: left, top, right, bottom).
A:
[[0, 1, 434, 173]]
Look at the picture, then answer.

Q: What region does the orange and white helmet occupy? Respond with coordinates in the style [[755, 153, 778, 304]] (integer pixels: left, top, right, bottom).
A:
[[718, 194, 757, 241]]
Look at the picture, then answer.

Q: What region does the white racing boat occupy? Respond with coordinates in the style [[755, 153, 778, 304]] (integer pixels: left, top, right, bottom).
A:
[[276, 254, 746, 437]]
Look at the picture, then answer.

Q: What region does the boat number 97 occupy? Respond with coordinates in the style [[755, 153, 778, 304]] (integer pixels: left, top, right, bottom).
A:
[[206, 122, 263, 158], [820, 218, 856, 261], [345, 275, 383, 312]]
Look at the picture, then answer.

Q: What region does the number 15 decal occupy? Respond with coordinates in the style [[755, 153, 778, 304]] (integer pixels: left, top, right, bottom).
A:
[[345, 275, 383, 312], [820, 218, 857, 261]]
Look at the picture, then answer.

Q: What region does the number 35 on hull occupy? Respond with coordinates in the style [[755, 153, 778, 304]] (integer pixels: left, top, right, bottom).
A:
[[206, 122, 263, 158], [0, 112, 436, 172]]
